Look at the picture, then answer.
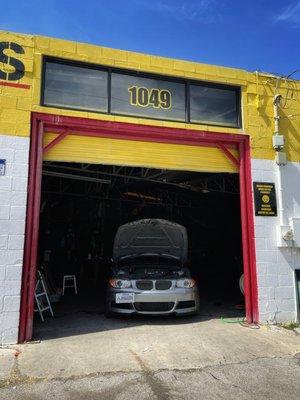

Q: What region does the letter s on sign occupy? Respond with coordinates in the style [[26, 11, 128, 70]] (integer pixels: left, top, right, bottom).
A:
[[0, 42, 25, 81]]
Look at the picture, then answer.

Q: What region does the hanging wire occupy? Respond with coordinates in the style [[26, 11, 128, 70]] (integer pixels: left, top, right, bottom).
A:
[[279, 68, 300, 109], [286, 69, 300, 80]]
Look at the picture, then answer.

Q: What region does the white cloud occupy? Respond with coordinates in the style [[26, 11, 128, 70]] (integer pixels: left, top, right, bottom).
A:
[[274, 1, 300, 27], [134, 0, 221, 23]]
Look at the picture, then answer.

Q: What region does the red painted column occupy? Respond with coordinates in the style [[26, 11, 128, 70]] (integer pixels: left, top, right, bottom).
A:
[[18, 117, 38, 343], [239, 138, 258, 323], [18, 119, 44, 343]]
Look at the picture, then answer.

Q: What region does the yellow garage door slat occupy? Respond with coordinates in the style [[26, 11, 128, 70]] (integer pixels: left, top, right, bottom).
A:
[[43, 133, 238, 173]]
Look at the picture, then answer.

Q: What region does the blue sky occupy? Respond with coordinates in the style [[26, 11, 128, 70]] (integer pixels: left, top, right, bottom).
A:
[[1, 0, 300, 76]]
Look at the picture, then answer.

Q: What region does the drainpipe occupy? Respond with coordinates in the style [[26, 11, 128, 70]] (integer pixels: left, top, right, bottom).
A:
[[276, 155, 285, 226], [273, 94, 281, 137], [273, 93, 292, 250], [273, 94, 285, 226]]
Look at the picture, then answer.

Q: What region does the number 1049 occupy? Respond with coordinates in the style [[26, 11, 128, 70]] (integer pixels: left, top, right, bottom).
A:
[[128, 86, 171, 109]]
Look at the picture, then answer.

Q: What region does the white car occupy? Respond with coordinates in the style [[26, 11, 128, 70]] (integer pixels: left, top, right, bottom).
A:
[[106, 219, 199, 316]]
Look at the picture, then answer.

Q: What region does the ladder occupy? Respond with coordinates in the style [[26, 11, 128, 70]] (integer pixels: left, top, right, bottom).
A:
[[34, 270, 54, 322]]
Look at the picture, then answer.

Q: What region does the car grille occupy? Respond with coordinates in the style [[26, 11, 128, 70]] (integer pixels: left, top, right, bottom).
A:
[[111, 301, 133, 310], [136, 280, 153, 290], [155, 280, 172, 290], [134, 302, 174, 312]]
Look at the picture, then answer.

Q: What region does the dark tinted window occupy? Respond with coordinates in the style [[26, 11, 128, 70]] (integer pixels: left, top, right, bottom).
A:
[[43, 62, 108, 112], [190, 85, 239, 127], [111, 73, 186, 121], [42, 59, 241, 127]]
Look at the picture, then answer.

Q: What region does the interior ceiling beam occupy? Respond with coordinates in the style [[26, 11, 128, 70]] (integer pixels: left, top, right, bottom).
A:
[[43, 168, 239, 195], [42, 190, 203, 209], [145, 170, 167, 179], [42, 171, 111, 184], [44, 175, 202, 206], [43, 165, 190, 190], [45, 164, 238, 186], [43, 165, 239, 194]]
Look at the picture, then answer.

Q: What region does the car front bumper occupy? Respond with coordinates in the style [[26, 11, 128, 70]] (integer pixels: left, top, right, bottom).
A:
[[107, 287, 199, 315]]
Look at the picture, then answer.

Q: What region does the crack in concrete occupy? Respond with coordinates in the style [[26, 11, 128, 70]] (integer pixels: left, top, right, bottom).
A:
[[208, 370, 261, 399], [130, 350, 171, 400], [0, 354, 298, 390], [66, 378, 138, 400], [0, 351, 35, 389]]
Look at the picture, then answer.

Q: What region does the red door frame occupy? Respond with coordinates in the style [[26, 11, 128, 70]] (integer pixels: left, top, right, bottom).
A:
[[18, 112, 258, 343]]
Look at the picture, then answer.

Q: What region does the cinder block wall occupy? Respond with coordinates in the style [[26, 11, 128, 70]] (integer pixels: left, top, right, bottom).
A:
[[252, 159, 300, 323], [0, 134, 29, 345]]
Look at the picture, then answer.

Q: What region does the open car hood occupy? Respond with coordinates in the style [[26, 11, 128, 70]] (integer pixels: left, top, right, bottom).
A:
[[113, 219, 188, 263]]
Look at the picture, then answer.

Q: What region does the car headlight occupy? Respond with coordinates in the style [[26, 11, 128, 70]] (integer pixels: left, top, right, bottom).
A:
[[109, 279, 132, 289], [176, 278, 196, 288]]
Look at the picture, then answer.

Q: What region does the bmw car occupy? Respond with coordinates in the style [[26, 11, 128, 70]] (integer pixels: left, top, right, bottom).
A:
[[106, 219, 199, 316]]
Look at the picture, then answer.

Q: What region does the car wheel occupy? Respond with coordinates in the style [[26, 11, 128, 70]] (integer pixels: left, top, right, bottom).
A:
[[105, 301, 113, 318], [105, 311, 113, 318]]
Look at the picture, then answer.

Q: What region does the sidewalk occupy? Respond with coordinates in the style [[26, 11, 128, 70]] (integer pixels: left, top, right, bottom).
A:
[[1, 316, 300, 399]]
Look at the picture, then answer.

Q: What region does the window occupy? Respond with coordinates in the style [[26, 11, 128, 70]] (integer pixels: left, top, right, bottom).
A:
[[190, 84, 239, 127], [42, 58, 241, 128], [111, 73, 186, 122], [43, 61, 108, 112]]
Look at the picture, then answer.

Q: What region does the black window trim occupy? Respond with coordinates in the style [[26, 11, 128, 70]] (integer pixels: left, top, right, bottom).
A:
[[189, 81, 242, 128], [41, 56, 242, 129]]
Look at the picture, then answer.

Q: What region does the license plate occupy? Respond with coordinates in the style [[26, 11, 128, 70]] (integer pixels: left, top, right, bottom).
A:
[[115, 293, 135, 304]]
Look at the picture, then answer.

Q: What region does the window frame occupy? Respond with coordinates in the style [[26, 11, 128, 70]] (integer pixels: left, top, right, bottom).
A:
[[189, 81, 241, 128], [41, 56, 242, 129], [41, 57, 109, 114]]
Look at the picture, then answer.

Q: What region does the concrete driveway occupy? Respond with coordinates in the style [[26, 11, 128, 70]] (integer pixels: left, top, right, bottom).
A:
[[1, 312, 300, 399]]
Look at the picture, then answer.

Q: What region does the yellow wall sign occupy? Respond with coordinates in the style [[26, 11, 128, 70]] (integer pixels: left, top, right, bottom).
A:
[[0, 41, 30, 89]]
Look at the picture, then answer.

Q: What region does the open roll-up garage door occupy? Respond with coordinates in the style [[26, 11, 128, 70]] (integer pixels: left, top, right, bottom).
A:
[[19, 113, 257, 343], [43, 133, 239, 173]]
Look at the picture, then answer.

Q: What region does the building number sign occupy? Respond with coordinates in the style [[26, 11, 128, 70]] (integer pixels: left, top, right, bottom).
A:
[[110, 72, 185, 121], [128, 86, 172, 109]]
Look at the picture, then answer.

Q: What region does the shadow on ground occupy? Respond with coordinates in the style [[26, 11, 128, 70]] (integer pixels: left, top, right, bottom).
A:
[[33, 291, 245, 341]]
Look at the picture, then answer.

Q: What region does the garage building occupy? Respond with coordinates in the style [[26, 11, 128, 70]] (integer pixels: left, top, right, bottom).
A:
[[0, 31, 300, 344]]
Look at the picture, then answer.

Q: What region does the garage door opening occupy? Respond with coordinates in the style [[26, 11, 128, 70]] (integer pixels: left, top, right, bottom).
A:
[[33, 161, 244, 340], [19, 113, 257, 343]]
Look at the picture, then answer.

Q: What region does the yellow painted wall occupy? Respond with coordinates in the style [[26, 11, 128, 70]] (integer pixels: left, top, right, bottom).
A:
[[1, 30, 300, 163]]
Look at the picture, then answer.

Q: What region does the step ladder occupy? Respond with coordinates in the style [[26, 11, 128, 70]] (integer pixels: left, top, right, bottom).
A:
[[62, 275, 78, 295], [34, 270, 54, 322]]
